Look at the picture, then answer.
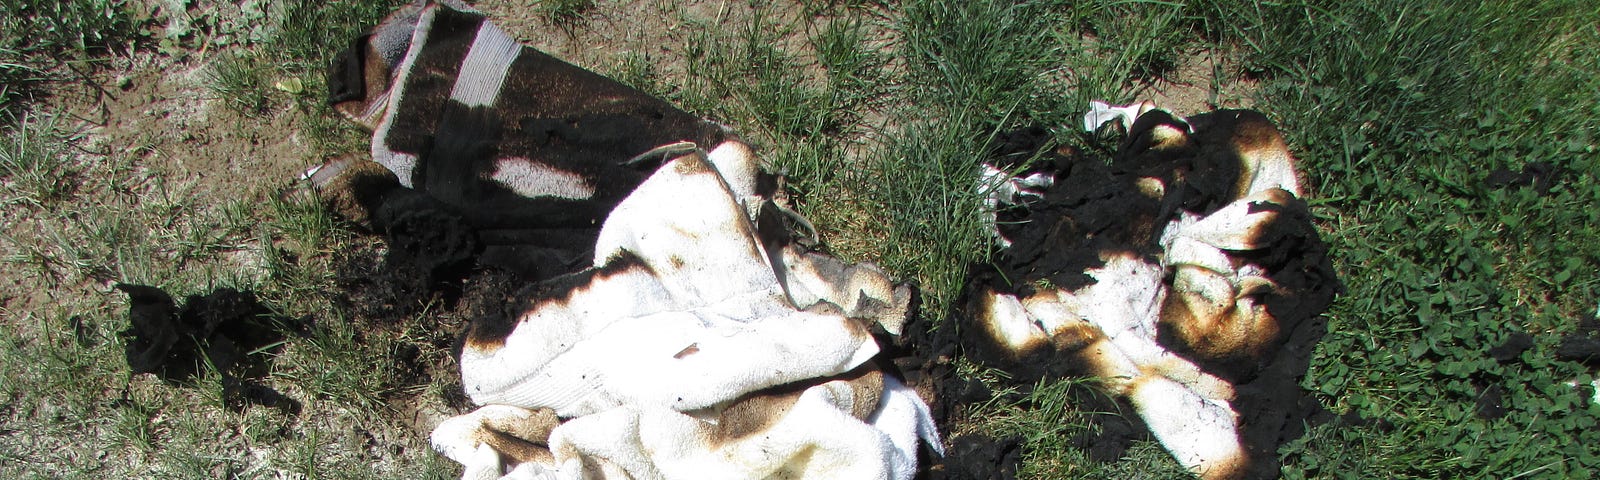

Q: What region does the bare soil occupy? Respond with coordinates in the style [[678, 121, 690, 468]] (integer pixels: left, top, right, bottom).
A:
[[1140, 49, 1258, 115]]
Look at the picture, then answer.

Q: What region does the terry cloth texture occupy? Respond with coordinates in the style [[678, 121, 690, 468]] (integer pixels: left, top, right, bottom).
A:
[[322, 2, 734, 280], [965, 104, 1341, 480], [440, 151, 937, 480]]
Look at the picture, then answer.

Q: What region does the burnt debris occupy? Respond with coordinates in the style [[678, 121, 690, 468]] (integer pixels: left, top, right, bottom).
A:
[[932, 434, 1022, 480], [1557, 315, 1600, 366], [1484, 161, 1561, 196], [117, 284, 303, 414], [317, 4, 734, 286], [957, 106, 1342, 479], [1489, 331, 1535, 364]]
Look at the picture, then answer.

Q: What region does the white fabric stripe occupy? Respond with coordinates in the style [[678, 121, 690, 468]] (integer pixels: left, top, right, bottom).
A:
[[369, 5, 441, 188], [490, 157, 596, 199], [449, 21, 520, 107]]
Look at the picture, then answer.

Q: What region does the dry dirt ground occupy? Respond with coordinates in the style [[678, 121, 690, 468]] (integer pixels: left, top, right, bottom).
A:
[[0, 0, 1250, 476]]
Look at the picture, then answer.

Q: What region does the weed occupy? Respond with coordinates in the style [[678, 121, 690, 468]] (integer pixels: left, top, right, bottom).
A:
[[294, 98, 373, 159], [0, 0, 138, 55], [897, 0, 1058, 129], [809, 13, 890, 127], [267, 188, 342, 257], [0, 114, 81, 206], [281, 309, 391, 411], [608, 51, 667, 99], [109, 397, 159, 452], [1047, 2, 1206, 110], [204, 49, 277, 116], [274, 0, 399, 65], [860, 115, 992, 312], [0, 0, 142, 113], [537, 0, 596, 26], [0, 50, 43, 117]]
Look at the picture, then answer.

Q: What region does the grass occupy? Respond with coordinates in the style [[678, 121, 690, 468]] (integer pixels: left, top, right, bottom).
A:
[[0, 0, 140, 116], [204, 49, 278, 116], [536, 0, 596, 26], [2, 0, 1598, 478], [1231, 1, 1600, 476], [0, 113, 80, 206]]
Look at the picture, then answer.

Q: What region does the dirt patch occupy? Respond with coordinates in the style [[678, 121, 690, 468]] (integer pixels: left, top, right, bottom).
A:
[[0, 48, 340, 316], [80, 55, 323, 202], [473, 0, 816, 77], [1137, 50, 1259, 115]]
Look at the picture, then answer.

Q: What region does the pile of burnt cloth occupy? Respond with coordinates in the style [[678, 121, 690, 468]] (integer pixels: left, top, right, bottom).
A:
[[315, 2, 937, 479], [313, 2, 1341, 479], [965, 101, 1340, 479]]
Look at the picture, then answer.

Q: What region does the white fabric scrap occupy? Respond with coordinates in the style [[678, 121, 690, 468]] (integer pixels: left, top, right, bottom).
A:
[[1083, 100, 1158, 132], [460, 152, 879, 415], [546, 379, 907, 480], [490, 158, 597, 199], [978, 164, 1055, 248]]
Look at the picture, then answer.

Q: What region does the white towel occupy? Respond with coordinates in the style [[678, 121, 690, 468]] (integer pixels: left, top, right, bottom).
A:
[[439, 151, 938, 480]]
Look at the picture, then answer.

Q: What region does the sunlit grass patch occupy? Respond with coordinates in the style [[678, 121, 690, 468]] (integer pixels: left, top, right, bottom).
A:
[[536, 0, 596, 26], [1215, 0, 1600, 476], [0, 114, 82, 206], [896, 0, 1058, 127], [0, 0, 142, 115], [204, 49, 279, 116], [858, 115, 993, 312]]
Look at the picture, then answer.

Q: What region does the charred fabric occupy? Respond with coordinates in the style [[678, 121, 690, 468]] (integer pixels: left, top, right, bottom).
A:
[[111, 2, 1354, 479], [961, 102, 1342, 479], [317, 4, 936, 479]]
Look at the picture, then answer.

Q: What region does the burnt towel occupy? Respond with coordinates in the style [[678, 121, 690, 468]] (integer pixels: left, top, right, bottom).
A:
[[324, 2, 734, 280], [967, 103, 1339, 480], [436, 150, 938, 480], [323, 4, 938, 477]]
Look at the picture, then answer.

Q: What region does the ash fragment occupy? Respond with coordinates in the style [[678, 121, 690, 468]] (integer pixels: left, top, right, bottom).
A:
[[1556, 315, 1600, 366], [380, 205, 482, 294], [985, 141, 1154, 297], [332, 201, 482, 322], [1221, 304, 1332, 479], [1558, 338, 1600, 366], [1489, 332, 1534, 363], [1474, 382, 1507, 420], [878, 309, 965, 434], [1484, 161, 1561, 195], [931, 434, 1022, 480], [116, 284, 303, 413]]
